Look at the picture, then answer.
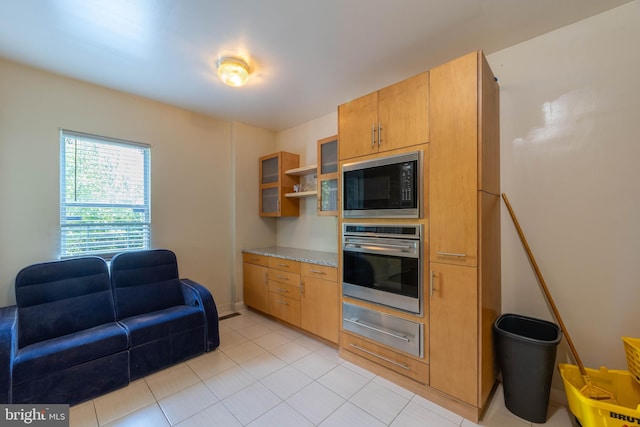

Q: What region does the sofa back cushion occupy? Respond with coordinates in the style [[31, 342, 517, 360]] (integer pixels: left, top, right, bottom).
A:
[[15, 257, 115, 348], [110, 249, 185, 320]]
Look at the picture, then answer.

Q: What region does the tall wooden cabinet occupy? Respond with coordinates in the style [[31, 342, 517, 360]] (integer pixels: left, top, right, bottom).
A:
[[338, 72, 429, 160], [428, 51, 501, 413]]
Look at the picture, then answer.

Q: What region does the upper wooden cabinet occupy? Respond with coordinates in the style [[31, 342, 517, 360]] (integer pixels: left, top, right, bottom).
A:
[[338, 72, 429, 160], [429, 51, 500, 267], [259, 151, 300, 217], [317, 135, 339, 216]]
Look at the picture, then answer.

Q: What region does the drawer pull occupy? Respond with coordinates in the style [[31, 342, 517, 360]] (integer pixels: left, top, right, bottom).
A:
[[350, 344, 410, 370], [276, 300, 288, 305], [437, 252, 466, 258], [277, 276, 289, 280], [277, 288, 289, 293], [277, 263, 289, 267], [309, 269, 326, 275], [344, 318, 410, 342]]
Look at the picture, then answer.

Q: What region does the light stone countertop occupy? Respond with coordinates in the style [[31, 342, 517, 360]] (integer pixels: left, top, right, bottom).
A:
[[242, 246, 338, 267]]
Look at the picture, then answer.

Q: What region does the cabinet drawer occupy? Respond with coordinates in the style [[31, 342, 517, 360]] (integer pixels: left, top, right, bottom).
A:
[[268, 269, 300, 286], [243, 253, 269, 267], [268, 257, 301, 273], [301, 263, 337, 282], [268, 293, 301, 326], [343, 303, 423, 358], [341, 332, 429, 384], [268, 280, 300, 301]]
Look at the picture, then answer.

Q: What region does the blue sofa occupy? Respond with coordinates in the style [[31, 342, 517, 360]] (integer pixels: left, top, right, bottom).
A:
[[0, 249, 219, 404]]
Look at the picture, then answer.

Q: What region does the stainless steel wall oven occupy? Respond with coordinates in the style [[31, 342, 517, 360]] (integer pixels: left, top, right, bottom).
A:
[[342, 223, 422, 315]]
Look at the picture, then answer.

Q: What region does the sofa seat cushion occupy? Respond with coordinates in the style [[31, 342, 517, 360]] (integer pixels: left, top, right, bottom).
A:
[[119, 305, 204, 347], [13, 322, 128, 385]]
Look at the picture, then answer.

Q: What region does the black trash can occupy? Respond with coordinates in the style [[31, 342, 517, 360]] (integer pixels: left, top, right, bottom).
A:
[[494, 313, 562, 423]]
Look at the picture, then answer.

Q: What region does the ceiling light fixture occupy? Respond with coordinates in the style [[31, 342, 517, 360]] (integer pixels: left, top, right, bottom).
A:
[[216, 57, 250, 87]]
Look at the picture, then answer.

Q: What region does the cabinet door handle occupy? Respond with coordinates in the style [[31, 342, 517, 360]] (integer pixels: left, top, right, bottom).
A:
[[378, 122, 382, 147], [437, 252, 467, 258], [309, 269, 326, 275], [349, 344, 410, 370], [430, 270, 437, 297], [371, 123, 376, 148], [263, 272, 268, 284], [300, 281, 305, 296]]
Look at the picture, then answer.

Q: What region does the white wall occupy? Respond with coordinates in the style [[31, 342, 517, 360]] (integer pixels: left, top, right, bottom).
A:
[[275, 112, 339, 252], [0, 58, 235, 311], [488, 0, 640, 377], [231, 121, 277, 310]]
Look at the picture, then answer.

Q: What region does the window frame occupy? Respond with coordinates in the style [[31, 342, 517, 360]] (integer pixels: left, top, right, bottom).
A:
[[59, 129, 151, 259]]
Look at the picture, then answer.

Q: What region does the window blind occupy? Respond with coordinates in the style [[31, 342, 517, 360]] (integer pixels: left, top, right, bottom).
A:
[[60, 130, 150, 258]]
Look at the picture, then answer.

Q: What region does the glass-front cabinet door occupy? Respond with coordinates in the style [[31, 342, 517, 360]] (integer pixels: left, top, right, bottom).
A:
[[317, 136, 338, 216], [259, 151, 300, 217]]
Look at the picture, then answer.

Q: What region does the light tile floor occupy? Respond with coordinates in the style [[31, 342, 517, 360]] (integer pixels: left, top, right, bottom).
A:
[[70, 310, 577, 426]]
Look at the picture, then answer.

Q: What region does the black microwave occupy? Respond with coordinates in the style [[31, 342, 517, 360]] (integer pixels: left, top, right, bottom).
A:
[[342, 151, 421, 218]]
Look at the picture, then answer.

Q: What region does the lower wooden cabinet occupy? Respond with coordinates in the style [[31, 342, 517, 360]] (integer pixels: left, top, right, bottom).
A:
[[429, 262, 478, 406], [301, 263, 339, 343], [268, 289, 301, 326], [243, 253, 339, 344], [242, 254, 269, 313]]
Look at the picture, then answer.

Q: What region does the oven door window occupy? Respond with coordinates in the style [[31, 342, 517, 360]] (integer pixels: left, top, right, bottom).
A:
[[343, 251, 419, 299]]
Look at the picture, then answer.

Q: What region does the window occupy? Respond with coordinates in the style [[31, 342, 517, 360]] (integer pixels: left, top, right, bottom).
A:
[[60, 130, 150, 258]]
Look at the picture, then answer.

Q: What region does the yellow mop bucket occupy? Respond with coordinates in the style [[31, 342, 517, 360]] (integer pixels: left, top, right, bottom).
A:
[[623, 337, 640, 385], [559, 363, 640, 427]]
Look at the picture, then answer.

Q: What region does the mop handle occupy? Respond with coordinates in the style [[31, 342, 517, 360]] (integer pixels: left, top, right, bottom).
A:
[[501, 193, 587, 377]]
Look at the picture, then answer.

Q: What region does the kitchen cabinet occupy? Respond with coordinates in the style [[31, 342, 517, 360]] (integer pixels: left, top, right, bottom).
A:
[[428, 51, 501, 414], [259, 151, 300, 217], [242, 250, 339, 343], [317, 135, 338, 216], [340, 331, 429, 384], [300, 263, 339, 343], [338, 72, 429, 160], [267, 258, 301, 326], [428, 263, 478, 405], [242, 253, 269, 313]]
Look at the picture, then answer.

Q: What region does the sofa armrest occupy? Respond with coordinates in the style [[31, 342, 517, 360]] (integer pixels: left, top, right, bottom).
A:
[[180, 279, 220, 352], [0, 305, 18, 403]]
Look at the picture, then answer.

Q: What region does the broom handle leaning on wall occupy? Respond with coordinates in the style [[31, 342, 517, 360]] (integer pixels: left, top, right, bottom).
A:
[[501, 193, 587, 377]]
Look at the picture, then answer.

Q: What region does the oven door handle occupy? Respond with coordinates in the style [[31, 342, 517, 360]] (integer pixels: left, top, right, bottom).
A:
[[344, 242, 415, 253], [344, 318, 410, 342]]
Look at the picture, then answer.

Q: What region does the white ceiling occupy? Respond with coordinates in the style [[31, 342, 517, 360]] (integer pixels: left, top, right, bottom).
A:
[[0, 0, 632, 131]]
